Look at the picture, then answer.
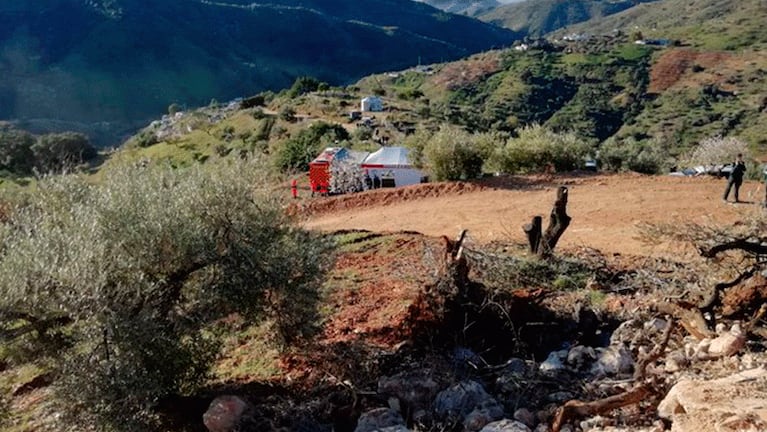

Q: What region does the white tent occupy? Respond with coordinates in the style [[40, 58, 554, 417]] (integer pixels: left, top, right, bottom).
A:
[[361, 146, 425, 188]]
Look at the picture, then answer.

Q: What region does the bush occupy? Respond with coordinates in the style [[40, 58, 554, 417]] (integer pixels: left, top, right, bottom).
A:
[[0, 128, 35, 175], [0, 158, 332, 430], [492, 125, 591, 173], [273, 122, 349, 172], [32, 132, 97, 173], [279, 106, 297, 122], [240, 94, 265, 109], [423, 125, 485, 181], [286, 76, 325, 98], [600, 137, 670, 174]]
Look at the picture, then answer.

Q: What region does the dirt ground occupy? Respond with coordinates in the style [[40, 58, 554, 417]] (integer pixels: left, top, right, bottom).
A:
[[304, 173, 765, 257]]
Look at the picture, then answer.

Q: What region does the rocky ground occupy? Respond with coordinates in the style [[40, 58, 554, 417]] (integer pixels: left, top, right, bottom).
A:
[[5, 174, 767, 432]]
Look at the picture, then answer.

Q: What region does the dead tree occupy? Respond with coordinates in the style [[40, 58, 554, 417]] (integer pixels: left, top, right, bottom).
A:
[[523, 186, 571, 258]]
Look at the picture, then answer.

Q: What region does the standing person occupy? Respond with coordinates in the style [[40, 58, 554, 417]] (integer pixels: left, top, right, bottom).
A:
[[723, 153, 746, 203], [290, 178, 298, 199], [364, 170, 372, 190], [372, 172, 380, 189]]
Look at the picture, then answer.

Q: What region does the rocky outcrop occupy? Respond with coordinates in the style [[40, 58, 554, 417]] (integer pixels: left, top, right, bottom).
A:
[[658, 367, 767, 432]]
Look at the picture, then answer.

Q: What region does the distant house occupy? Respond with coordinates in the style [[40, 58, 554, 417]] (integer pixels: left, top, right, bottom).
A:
[[360, 96, 383, 112]]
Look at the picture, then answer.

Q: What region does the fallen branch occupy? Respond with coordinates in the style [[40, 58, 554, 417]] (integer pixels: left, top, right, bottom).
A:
[[551, 318, 674, 432], [551, 385, 651, 432]]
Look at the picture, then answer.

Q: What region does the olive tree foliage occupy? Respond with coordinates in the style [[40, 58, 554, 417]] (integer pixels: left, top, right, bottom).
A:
[[423, 125, 488, 181], [492, 125, 592, 174], [32, 132, 97, 173], [0, 127, 35, 175], [0, 157, 332, 430]]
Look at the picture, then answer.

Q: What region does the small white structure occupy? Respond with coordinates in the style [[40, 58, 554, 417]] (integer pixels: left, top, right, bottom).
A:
[[360, 96, 383, 112], [361, 146, 425, 188]]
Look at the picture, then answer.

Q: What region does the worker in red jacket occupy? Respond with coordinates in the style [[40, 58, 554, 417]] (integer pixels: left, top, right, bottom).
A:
[[291, 178, 298, 199]]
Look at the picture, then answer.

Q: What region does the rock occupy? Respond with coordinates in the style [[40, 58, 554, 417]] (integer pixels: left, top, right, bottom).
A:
[[591, 345, 633, 377], [539, 350, 568, 373], [664, 350, 689, 373], [504, 358, 528, 376], [567, 346, 596, 371], [706, 324, 746, 358], [354, 408, 406, 432], [479, 419, 532, 432], [533, 425, 550, 432], [497, 359, 529, 393], [658, 366, 767, 432], [464, 399, 505, 431], [644, 318, 669, 333], [434, 380, 497, 418], [379, 369, 440, 414], [609, 320, 640, 346], [203, 395, 256, 432], [513, 408, 535, 428]]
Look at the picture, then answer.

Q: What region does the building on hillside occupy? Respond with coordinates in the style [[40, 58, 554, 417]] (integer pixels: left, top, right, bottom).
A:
[[360, 96, 383, 112]]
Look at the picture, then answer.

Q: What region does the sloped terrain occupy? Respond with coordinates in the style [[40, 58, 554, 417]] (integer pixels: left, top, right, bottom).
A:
[[0, 0, 517, 145]]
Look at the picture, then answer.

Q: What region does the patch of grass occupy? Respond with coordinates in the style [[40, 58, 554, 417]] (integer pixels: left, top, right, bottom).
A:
[[212, 321, 281, 383]]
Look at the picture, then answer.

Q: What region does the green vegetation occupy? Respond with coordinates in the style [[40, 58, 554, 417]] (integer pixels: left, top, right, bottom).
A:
[[0, 126, 97, 177], [493, 125, 593, 173], [273, 122, 350, 172], [0, 158, 332, 430]]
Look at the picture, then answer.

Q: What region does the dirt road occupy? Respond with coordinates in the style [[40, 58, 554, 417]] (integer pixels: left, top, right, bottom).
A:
[[305, 174, 764, 256]]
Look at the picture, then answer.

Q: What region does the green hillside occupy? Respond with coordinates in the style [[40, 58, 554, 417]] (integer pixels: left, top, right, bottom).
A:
[[0, 0, 517, 146], [480, 0, 658, 36]]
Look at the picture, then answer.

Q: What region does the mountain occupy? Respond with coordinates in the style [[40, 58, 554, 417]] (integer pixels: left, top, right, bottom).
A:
[[415, 0, 501, 16], [0, 0, 517, 145], [479, 0, 658, 36]]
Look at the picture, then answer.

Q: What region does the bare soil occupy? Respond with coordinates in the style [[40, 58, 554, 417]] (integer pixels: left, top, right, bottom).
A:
[[304, 173, 763, 257]]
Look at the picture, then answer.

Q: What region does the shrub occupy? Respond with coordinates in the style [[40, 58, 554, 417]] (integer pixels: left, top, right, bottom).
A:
[[279, 106, 297, 122], [423, 125, 485, 181], [0, 158, 332, 430], [492, 125, 591, 173], [600, 137, 670, 174], [32, 132, 98, 173], [286, 76, 325, 98], [0, 128, 35, 175], [240, 94, 265, 109], [273, 122, 349, 172]]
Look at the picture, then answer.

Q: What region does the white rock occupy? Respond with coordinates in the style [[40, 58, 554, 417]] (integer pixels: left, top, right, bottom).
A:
[[539, 350, 568, 372], [658, 367, 767, 432]]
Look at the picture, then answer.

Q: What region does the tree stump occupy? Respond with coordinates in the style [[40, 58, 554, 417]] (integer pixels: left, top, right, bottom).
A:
[[523, 186, 571, 258]]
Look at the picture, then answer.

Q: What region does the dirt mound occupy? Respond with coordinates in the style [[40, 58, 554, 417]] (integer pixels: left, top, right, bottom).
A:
[[299, 181, 488, 216]]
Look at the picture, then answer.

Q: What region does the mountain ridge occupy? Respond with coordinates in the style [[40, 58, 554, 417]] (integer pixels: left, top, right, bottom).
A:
[[0, 0, 517, 145]]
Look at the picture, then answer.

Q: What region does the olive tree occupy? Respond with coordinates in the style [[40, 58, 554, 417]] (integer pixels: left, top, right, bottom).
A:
[[0, 157, 332, 430]]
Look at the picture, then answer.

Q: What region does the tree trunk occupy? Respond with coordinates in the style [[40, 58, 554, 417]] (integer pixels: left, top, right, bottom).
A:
[[523, 186, 571, 258]]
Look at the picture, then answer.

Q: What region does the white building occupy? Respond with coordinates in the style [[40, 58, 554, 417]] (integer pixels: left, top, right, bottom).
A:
[[360, 96, 383, 112]]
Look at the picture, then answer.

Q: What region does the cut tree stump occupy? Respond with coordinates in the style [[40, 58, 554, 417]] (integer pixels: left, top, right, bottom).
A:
[[523, 186, 571, 258]]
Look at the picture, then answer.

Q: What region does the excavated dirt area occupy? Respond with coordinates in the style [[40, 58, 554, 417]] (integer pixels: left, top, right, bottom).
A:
[[303, 173, 763, 257]]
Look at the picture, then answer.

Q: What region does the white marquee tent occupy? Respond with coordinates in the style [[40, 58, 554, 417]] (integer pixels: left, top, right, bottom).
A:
[[361, 146, 425, 188]]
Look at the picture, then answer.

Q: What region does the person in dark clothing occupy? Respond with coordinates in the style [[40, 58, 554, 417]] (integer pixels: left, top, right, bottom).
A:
[[364, 171, 372, 190], [723, 153, 746, 202], [372, 172, 381, 189]]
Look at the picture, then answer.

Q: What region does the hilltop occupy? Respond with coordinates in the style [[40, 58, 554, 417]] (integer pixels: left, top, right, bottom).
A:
[[0, 0, 517, 146]]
